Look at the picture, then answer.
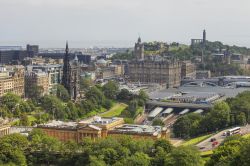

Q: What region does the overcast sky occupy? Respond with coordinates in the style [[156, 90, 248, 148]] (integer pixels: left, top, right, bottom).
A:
[[0, 0, 250, 48]]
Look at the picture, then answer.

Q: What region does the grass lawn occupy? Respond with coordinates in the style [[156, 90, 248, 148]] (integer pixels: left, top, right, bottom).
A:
[[101, 103, 128, 117], [182, 134, 213, 146], [201, 150, 213, 156], [242, 134, 250, 138]]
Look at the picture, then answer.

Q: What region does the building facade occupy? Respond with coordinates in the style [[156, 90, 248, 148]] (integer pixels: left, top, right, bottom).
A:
[[37, 117, 169, 142], [129, 58, 181, 88], [0, 124, 10, 137], [62, 42, 80, 100], [26, 64, 63, 94], [196, 70, 211, 79], [25, 70, 49, 97], [0, 50, 28, 64], [26, 44, 39, 57], [0, 65, 25, 97], [181, 61, 196, 79]]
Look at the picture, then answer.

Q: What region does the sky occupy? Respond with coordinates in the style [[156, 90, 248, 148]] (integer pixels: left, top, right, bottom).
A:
[[0, 0, 250, 48]]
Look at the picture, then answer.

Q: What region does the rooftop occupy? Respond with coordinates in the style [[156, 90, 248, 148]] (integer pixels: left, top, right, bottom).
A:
[[79, 116, 123, 125], [110, 124, 164, 136]]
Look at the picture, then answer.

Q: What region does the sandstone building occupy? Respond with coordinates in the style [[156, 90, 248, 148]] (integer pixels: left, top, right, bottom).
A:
[[0, 65, 25, 97], [37, 117, 169, 142]]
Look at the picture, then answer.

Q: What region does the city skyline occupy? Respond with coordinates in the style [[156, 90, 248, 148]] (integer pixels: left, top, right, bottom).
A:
[[1, 0, 250, 48]]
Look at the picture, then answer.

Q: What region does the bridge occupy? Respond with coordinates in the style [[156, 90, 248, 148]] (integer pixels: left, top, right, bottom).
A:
[[181, 76, 250, 87]]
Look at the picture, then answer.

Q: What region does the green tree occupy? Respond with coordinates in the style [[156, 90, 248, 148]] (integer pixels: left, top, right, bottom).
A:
[[0, 134, 29, 166], [165, 146, 203, 166], [85, 86, 105, 108], [239, 138, 250, 166], [1, 93, 21, 111], [19, 113, 30, 126], [152, 118, 164, 126], [80, 77, 92, 91], [55, 84, 70, 102], [127, 100, 138, 117], [120, 152, 150, 166], [102, 81, 119, 100], [25, 85, 44, 100], [154, 139, 173, 153], [117, 89, 131, 101], [207, 139, 243, 166], [40, 95, 65, 119], [173, 116, 192, 138], [235, 112, 247, 126], [19, 101, 32, 113]]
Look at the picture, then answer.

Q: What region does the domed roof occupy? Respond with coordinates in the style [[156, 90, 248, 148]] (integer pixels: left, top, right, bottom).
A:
[[97, 59, 107, 64]]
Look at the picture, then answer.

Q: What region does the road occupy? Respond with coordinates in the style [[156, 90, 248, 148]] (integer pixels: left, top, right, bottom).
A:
[[196, 125, 250, 151]]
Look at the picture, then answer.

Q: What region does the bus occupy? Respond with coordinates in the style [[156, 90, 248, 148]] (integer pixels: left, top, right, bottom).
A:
[[226, 127, 241, 136]]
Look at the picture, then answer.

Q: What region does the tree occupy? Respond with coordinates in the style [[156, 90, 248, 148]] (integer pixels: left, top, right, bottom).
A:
[[85, 86, 105, 108], [19, 113, 30, 126], [138, 90, 149, 102], [25, 85, 44, 100], [80, 77, 92, 91], [103, 99, 113, 109], [173, 116, 192, 138], [207, 139, 243, 166], [55, 84, 70, 102], [117, 89, 131, 101], [154, 139, 173, 153], [137, 90, 149, 107], [19, 101, 32, 113], [152, 118, 164, 126], [165, 146, 203, 166], [102, 81, 119, 100], [120, 152, 151, 166], [40, 95, 65, 120], [208, 101, 231, 130], [127, 100, 138, 117], [235, 112, 247, 126], [64, 101, 79, 120], [0, 134, 29, 166], [1, 93, 21, 111], [239, 138, 250, 166]]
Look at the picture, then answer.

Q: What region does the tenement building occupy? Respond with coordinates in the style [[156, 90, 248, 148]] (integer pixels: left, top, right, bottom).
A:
[[0, 65, 25, 97], [26, 64, 63, 94], [25, 69, 49, 97], [37, 117, 169, 142]]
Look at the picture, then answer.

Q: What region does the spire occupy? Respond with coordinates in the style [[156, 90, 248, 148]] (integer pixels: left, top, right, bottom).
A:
[[138, 37, 141, 43], [66, 41, 69, 53]]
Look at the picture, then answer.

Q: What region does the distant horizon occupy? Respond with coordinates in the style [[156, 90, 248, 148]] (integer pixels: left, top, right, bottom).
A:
[[1, 37, 250, 49]]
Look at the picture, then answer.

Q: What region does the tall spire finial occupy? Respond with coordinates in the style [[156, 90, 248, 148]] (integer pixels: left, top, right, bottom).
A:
[[66, 41, 69, 52]]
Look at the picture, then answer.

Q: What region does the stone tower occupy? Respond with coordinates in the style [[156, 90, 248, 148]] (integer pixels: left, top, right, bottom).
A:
[[134, 37, 144, 60], [62, 42, 80, 100], [203, 29, 206, 46]]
